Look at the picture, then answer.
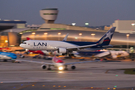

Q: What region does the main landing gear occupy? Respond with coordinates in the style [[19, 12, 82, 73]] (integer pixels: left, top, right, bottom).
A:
[[64, 65, 68, 70], [47, 65, 51, 70]]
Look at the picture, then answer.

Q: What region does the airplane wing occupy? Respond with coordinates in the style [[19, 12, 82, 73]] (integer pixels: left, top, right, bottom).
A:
[[62, 33, 97, 51], [16, 59, 99, 65], [64, 60, 99, 65], [16, 59, 54, 65], [76, 44, 98, 49], [66, 44, 97, 51]]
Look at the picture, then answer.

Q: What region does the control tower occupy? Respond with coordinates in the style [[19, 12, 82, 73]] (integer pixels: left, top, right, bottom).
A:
[[40, 8, 58, 23]]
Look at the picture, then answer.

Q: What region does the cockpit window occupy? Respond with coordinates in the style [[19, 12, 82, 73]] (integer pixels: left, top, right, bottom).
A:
[[22, 42, 27, 44]]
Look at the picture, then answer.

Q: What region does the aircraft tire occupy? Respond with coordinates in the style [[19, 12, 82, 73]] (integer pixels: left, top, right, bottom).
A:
[[3, 60, 7, 62], [20, 55, 25, 58], [47, 68, 51, 70], [64, 68, 68, 70], [71, 66, 76, 70]]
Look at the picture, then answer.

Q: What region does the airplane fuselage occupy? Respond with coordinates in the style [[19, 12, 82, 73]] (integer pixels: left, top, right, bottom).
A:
[[20, 40, 77, 50], [52, 56, 64, 67], [20, 27, 116, 55]]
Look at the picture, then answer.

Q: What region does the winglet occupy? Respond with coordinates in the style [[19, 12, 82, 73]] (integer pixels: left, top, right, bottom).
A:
[[63, 33, 69, 41]]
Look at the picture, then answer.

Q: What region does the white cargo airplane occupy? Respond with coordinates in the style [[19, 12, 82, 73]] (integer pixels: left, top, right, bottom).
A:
[[74, 50, 129, 59], [20, 27, 116, 55], [17, 56, 98, 70]]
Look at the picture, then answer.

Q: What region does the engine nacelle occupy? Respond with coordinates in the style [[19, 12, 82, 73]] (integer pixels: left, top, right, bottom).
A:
[[58, 48, 67, 53], [71, 65, 76, 70], [111, 55, 117, 59], [41, 65, 46, 69]]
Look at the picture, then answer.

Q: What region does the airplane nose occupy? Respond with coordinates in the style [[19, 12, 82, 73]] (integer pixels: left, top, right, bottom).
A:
[[19, 44, 21, 47], [19, 44, 22, 47]]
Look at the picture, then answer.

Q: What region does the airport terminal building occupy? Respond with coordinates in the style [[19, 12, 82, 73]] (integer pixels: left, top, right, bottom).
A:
[[0, 8, 135, 49], [21, 8, 135, 49], [0, 20, 27, 47]]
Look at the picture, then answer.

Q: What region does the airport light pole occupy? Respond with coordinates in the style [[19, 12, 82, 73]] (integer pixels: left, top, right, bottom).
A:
[[126, 34, 130, 52], [131, 23, 135, 31], [79, 33, 82, 41], [58, 32, 61, 41], [5, 40, 8, 47], [72, 23, 76, 26], [32, 32, 36, 40], [91, 33, 95, 42], [44, 32, 48, 40], [19, 33, 23, 34]]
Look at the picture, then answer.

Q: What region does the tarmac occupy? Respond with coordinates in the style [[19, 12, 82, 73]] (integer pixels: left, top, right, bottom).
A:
[[0, 58, 135, 90]]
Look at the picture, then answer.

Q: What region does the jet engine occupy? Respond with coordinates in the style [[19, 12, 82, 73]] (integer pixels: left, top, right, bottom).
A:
[[58, 48, 67, 53], [112, 55, 117, 59], [71, 65, 76, 70], [41, 65, 46, 69]]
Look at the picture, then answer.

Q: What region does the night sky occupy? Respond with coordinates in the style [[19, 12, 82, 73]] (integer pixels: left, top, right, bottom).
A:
[[0, 0, 135, 26]]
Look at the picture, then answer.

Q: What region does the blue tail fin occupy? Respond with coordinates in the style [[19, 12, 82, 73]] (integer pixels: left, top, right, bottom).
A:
[[97, 27, 116, 45]]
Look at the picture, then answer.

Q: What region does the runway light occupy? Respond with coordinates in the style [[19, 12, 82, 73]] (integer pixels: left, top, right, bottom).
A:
[[114, 86, 117, 87], [85, 23, 89, 26], [42, 85, 45, 87], [75, 37, 78, 39], [72, 23, 76, 26], [58, 66, 64, 70], [58, 32, 61, 35], [32, 32, 35, 35], [64, 86, 66, 87], [91, 87, 93, 89], [91, 33, 95, 36], [53, 85, 55, 87], [113, 88, 116, 89], [116, 75, 118, 76], [32, 85, 34, 86], [1, 82, 3, 83], [79, 33, 82, 36], [107, 88, 110, 89], [58, 86, 61, 87], [44, 32, 48, 35], [58, 71, 64, 73]]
